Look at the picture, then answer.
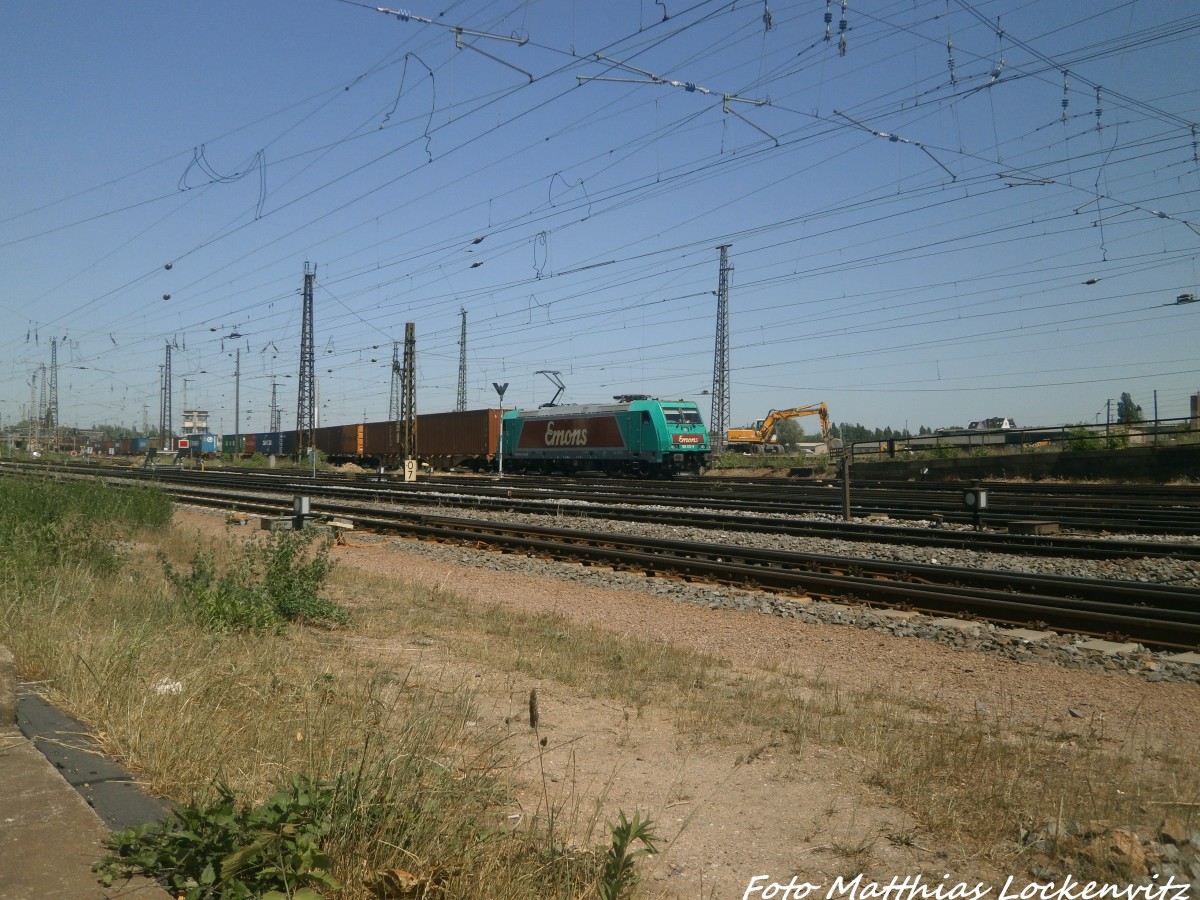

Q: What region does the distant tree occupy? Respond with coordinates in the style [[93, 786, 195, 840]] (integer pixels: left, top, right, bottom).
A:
[[773, 419, 802, 446], [94, 424, 137, 440], [1116, 392, 1144, 424]]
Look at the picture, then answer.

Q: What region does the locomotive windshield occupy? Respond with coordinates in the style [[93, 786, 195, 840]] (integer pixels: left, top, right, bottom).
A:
[[662, 408, 703, 424]]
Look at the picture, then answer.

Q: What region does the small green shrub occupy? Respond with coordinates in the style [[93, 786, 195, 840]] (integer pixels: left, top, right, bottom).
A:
[[94, 774, 340, 900], [597, 811, 659, 900], [1065, 426, 1102, 451], [163, 529, 347, 632]]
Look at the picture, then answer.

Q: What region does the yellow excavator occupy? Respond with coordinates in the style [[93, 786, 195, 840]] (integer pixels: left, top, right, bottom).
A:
[[725, 403, 841, 454]]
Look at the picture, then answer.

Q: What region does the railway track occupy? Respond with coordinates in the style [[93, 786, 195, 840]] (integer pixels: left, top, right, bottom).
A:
[[97, 475, 1200, 650], [39, 460, 1200, 536], [10, 461, 1200, 561], [422, 473, 1200, 535], [7, 462, 1198, 648]]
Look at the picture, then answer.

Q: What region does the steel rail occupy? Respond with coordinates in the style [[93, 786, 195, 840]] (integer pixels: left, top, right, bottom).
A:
[[26, 461, 1200, 531], [13, 461, 1200, 561], [155, 470, 1200, 561], [157, 483, 1200, 650]]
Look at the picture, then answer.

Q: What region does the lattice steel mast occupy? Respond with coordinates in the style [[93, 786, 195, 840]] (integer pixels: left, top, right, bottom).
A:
[[388, 341, 402, 421], [37, 364, 47, 449], [710, 244, 732, 451], [28, 369, 39, 450], [296, 263, 316, 454], [160, 341, 172, 451], [46, 339, 59, 451], [400, 322, 416, 459], [270, 380, 281, 432], [456, 307, 468, 412]]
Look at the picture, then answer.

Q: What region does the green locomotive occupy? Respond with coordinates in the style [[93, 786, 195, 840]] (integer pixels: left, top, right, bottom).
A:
[[500, 397, 710, 476]]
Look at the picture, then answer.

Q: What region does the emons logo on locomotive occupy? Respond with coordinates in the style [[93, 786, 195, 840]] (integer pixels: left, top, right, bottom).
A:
[[543, 421, 589, 447]]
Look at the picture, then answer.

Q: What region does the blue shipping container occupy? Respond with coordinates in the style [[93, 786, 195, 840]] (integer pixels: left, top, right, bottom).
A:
[[253, 431, 293, 455]]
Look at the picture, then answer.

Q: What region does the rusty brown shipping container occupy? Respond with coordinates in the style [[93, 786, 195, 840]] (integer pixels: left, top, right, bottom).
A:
[[416, 409, 502, 469], [313, 423, 363, 458], [362, 420, 402, 461]]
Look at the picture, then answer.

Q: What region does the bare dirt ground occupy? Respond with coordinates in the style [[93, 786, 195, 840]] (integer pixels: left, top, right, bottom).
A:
[[170, 507, 1198, 900]]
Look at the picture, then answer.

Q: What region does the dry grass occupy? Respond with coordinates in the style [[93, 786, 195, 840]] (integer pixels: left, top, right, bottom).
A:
[[4, 511, 1195, 892], [332, 562, 1200, 876]]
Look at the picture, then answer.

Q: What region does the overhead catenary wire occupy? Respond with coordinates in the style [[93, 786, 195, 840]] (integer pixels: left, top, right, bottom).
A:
[[5, 0, 1196, 428]]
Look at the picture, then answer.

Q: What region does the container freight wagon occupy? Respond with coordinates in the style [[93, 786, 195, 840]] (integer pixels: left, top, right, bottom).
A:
[[500, 399, 710, 476], [313, 424, 364, 463], [356, 410, 501, 469], [177, 434, 219, 456], [251, 431, 294, 457], [221, 434, 245, 456], [361, 420, 402, 466], [414, 409, 502, 470]]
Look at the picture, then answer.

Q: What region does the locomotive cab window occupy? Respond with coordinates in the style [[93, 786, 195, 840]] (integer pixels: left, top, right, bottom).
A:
[[662, 408, 702, 424]]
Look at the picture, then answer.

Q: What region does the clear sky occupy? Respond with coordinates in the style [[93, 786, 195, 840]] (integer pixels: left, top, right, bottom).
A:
[[2, 0, 1198, 437]]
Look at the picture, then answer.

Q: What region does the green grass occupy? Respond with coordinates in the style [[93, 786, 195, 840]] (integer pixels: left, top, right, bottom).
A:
[[0, 474, 170, 574]]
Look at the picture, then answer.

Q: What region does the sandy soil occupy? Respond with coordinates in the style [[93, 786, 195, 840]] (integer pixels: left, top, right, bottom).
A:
[[170, 507, 1198, 900]]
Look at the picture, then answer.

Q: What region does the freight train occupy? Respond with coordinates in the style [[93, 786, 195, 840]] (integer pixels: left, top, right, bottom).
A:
[[189, 398, 712, 476]]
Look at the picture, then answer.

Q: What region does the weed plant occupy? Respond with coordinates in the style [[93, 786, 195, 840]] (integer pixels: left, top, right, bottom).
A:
[[162, 530, 347, 632], [597, 812, 659, 900], [95, 775, 340, 899]]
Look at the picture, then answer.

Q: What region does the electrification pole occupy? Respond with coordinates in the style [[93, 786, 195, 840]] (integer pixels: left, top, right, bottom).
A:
[[710, 244, 732, 452], [296, 262, 316, 457], [47, 339, 59, 452], [28, 369, 38, 451], [234, 348, 241, 456], [161, 342, 172, 452], [400, 322, 416, 460], [456, 307, 467, 412], [388, 341, 401, 422], [38, 364, 47, 447], [270, 380, 280, 432]]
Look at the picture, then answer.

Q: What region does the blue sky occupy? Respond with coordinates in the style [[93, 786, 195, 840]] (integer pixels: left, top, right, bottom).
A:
[[2, 0, 1198, 437]]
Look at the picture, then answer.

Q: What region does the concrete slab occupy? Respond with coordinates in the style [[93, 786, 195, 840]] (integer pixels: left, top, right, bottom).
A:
[[1001, 628, 1058, 642], [1007, 520, 1060, 535], [0, 725, 169, 899], [1165, 651, 1200, 666], [1074, 639, 1142, 655], [927, 617, 984, 633]]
